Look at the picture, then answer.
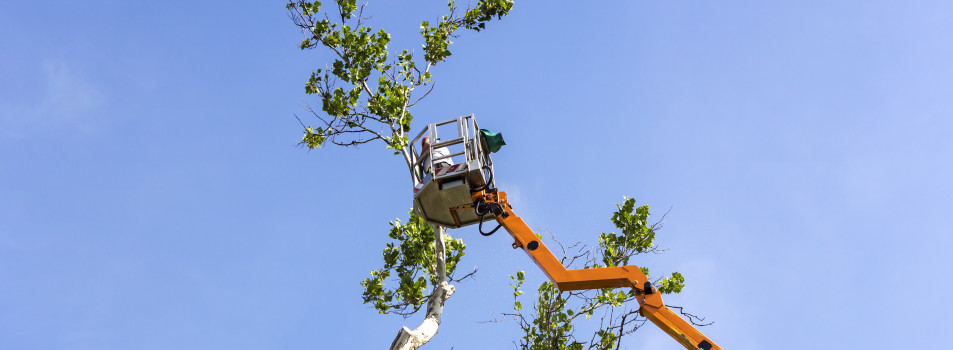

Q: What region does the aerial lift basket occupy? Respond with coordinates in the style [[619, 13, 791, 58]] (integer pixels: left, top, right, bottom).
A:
[[411, 114, 496, 228]]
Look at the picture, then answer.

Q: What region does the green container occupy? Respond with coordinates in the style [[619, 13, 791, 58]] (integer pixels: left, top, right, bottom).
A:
[[479, 129, 506, 153]]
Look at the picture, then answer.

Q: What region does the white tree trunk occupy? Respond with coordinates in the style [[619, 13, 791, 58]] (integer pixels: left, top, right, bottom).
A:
[[389, 224, 454, 350]]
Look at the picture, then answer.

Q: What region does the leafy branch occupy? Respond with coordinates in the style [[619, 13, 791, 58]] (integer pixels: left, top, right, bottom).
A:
[[360, 211, 468, 316], [287, 0, 513, 178], [504, 197, 707, 349]]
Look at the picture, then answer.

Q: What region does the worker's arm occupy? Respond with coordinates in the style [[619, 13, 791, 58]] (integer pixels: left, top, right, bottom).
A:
[[474, 189, 722, 350]]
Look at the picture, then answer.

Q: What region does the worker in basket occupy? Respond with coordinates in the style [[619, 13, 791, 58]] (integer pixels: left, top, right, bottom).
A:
[[420, 136, 453, 176]]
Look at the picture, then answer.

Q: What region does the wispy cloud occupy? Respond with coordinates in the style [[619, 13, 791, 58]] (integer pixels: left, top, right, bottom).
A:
[[1, 58, 104, 138], [39, 59, 103, 119]]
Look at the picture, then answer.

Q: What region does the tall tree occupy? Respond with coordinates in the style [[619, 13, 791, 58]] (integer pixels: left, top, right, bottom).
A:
[[286, 1, 512, 348], [287, 2, 707, 348], [287, 0, 512, 177]]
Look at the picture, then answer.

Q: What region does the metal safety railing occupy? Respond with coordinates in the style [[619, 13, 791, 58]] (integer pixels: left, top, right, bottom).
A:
[[409, 114, 494, 188]]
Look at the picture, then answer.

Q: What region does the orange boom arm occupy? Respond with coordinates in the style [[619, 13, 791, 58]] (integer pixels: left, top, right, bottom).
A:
[[470, 189, 722, 350]]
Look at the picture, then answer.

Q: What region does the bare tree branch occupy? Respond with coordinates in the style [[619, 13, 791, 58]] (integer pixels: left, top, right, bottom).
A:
[[666, 305, 714, 326], [448, 266, 478, 283]]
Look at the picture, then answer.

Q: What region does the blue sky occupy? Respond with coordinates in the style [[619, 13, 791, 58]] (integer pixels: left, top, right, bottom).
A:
[[2, 1, 952, 349]]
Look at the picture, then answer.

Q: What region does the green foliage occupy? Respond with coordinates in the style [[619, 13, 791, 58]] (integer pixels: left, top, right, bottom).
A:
[[599, 197, 656, 268], [420, 18, 455, 64], [287, 0, 511, 155], [336, 0, 357, 18], [360, 211, 466, 315], [511, 278, 583, 350], [288, 3, 703, 348], [657, 271, 685, 294], [462, 0, 514, 31], [510, 271, 525, 311], [509, 197, 690, 349], [301, 125, 327, 149]]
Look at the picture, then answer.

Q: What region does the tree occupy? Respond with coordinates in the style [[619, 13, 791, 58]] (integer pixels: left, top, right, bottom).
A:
[[287, 2, 708, 349], [502, 198, 708, 349], [287, 0, 512, 175], [286, 1, 512, 348]]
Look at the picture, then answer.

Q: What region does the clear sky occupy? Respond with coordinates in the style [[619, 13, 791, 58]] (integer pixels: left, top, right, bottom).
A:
[[2, 1, 952, 349]]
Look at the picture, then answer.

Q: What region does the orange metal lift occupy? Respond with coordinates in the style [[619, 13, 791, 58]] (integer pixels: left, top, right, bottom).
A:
[[410, 116, 722, 350], [462, 189, 722, 350]]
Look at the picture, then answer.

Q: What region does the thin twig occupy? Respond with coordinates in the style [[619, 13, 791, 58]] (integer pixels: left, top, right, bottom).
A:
[[666, 305, 714, 326]]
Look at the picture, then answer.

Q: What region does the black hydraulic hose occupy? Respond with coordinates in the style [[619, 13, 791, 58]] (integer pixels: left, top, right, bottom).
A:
[[474, 199, 504, 236], [478, 216, 504, 236], [474, 199, 490, 216]]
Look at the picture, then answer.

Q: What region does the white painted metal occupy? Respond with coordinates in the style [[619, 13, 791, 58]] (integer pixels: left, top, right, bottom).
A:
[[410, 114, 496, 228]]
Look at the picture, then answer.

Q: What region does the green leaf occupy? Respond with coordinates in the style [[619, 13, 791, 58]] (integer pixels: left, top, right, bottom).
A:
[[658, 272, 686, 294], [336, 0, 357, 19], [359, 210, 467, 315]]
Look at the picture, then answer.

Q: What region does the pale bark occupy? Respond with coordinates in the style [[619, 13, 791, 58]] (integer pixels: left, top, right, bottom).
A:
[[389, 224, 454, 350]]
